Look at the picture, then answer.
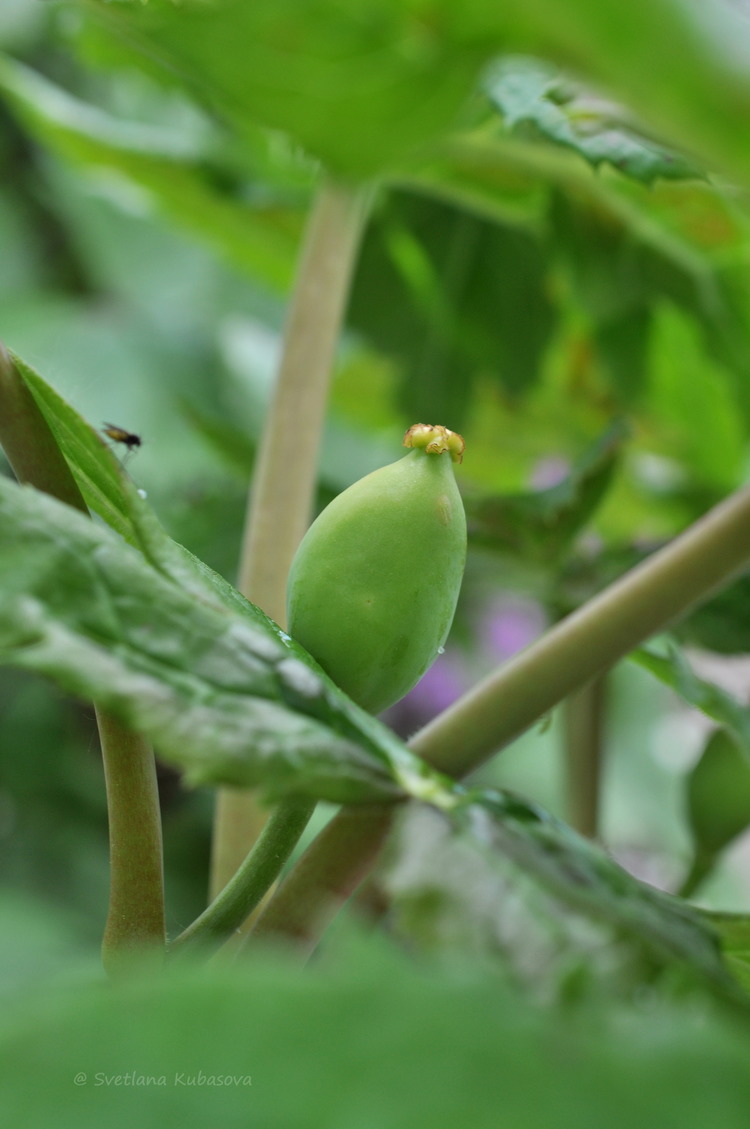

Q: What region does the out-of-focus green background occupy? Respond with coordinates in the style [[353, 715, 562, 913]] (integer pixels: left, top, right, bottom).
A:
[[2, 0, 750, 971]]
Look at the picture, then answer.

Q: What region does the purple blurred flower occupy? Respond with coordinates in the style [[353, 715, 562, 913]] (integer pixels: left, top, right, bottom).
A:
[[382, 653, 468, 735], [529, 456, 571, 490], [484, 597, 546, 661], [406, 655, 467, 714], [381, 596, 547, 736]]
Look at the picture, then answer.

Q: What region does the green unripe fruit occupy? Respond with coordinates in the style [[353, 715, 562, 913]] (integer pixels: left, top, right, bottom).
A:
[[287, 424, 467, 714]]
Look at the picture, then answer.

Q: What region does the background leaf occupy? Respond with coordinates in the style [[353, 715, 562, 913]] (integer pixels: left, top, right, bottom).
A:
[[486, 56, 701, 184], [687, 731, 750, 859], [0, 54, 305, 291], [348, 189, 556, 428], [464, 421, 626, 562], [674, 571, 750, 655], [501, 0, 750, 189], [680, 730, 750, 898], [78, 0, 488, 178], [632, 642, 750, 757]]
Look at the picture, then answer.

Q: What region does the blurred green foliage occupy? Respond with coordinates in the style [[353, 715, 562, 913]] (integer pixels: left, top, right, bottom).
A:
[[686, 731, 750, 887], [4, 1, 750, 1121], [4, 944, 750, 1129]]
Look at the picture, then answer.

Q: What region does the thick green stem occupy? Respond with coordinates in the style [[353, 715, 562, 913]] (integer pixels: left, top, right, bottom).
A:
[[236, 179, 370, 622], [99, 710, 165, 973], [250, 806, 395, 951], [252, 485, 750, 951], [563, 676, 607, 839], [169, 797, 315, 957], [0, 344, 166, 972], [210, 179, 370, 900]]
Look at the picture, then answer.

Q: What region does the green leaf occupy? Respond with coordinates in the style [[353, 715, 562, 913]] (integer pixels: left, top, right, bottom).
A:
[[487, 56, 701, 184], [632, 642, 750, 758], [403, 135, 749, 421], [77, 0, 750, 192], [501, 0, 750, 191], [348, 190, 556, 426], [0, 54, 302, 291], [0, 475, 448, 805], [10, 347, 403, 621], [687, 730, 750, 861], [176, 398, 257, 478], [9, 348, 281, 622], [464, 421, 626, 561], [388, 788, 735, 1000], [78, 0, 487, 178], [593, 306, 652, 403], [547, 189, 742, 404], [3, 951, 750, 1129], [9, 348, 141, 546], [705, 912, 750, 993], [646, 309, 748, 491], [676, 571, 750, 655]]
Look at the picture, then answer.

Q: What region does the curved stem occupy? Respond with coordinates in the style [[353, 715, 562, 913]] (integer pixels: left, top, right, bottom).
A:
[[678, 850, 716, 901], [99, 710, 165, 974], [250, 806, 395, 953], [170, 797, 315, 957], [0, 345, 166, 973], [252, 484, 750, 951], [210, 179, 370, 900]]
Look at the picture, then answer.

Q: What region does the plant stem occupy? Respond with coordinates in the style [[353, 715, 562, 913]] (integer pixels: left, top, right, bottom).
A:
[[563, 676, 606, 839], [210, 179, 370, 900], [678, 850, 715, 901], [250, 806, 395, 951], [99, 709, 165, 973], [252, 484, 750, 951], [236, 179, 370, 622], [411, 485, 750, 776], [0, 344, 166, 972], [169, 797, 315, 957]]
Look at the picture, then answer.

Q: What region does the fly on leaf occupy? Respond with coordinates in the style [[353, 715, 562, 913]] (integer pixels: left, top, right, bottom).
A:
[[102, 422, 142, 465]]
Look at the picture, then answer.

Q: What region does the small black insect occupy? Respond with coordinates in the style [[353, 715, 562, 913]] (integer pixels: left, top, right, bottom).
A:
[[102, 422, 142, 467], [102, 422, 142, 453]]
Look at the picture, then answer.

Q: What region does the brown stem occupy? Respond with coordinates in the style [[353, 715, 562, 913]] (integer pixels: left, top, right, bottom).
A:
[[563, 676, 607, 839]]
